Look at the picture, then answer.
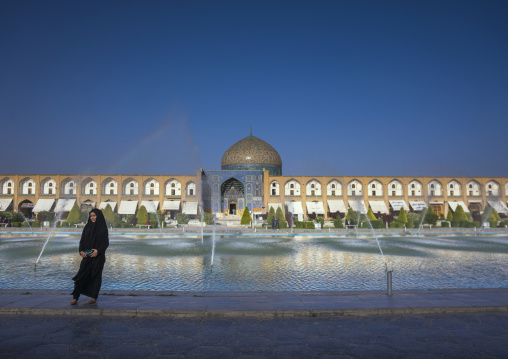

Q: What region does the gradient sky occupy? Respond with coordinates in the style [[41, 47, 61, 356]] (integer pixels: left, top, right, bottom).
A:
[[1, 0, 507, 177]]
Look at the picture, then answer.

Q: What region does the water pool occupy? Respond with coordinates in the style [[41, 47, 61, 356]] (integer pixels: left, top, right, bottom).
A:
[[1, 234, 507, 292]]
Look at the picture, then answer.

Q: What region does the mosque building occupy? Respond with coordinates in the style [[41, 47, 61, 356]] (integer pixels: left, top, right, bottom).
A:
[[1, 131, 508, 222]]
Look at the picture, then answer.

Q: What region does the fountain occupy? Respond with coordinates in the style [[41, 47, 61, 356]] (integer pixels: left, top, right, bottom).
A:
[[18, 211, 33, 232], [34, 203, 67, 269]]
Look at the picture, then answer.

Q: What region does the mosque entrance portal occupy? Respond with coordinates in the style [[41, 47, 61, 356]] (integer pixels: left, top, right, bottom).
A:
[[221, 178, 244, 215]]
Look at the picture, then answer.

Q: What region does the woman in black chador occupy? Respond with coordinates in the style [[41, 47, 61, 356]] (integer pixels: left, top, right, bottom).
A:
[[70, 208, 109, 305]]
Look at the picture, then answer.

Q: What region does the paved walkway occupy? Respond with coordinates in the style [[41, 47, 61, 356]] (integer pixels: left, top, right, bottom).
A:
[[1, 288, 508, 358]]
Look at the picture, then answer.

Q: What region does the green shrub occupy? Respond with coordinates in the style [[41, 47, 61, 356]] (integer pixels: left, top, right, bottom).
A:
[[464, 221, 480, 228], [102, 204, 115, 226], [369, 219, 385, 229], [176, 213, 189, 225], [396, 207, 408, 224], [37, 211, 55, 223], [275, 207, 287, 228], [113, 219, 123, 228], [389, 221, 404, 228], [333, 216, 344, 228], [241, 206, 252, 225], [315, 216, 325, 228], [366, 208, 376, 221], [346, 208, 358, 224], [203, 212, 214, 225], [499, 221, 508, 228], [452, 205, 468, 222], [66, 202, 81, 224], [267, 206, 276, 226], [32, 220, 40, 227], [121, 222, 132, 228], [295, 221, 315, 229], [446, 211, 453, 221], [12, 222, 22, 227], [441, 221, 450, 228], [424, 206, 439, 226], [137, 205, 149, 225]]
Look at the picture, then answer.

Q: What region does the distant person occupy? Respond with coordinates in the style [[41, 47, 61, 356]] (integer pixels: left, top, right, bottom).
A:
[[345, 219, 349, 226], [271, 216, 275, 229], [275, 217, 279, 229], [71, 208, 109, 305]]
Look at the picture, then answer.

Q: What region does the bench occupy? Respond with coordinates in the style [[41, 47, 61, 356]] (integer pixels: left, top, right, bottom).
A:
[[345, 225, 358, 229], [0, 223, 7, 227], [138, 224, 151, 229], [74, 223, 86, 228]]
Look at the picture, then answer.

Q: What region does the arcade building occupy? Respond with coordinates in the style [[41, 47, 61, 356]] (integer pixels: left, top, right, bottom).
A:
[[1, 131, 508, 222]]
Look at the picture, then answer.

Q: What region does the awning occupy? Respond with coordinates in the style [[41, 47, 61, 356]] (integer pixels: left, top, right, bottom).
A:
[[409, 201, 427, 211], [162, 201, 180, 210], [306, 201, 325, 215], [182, 202, 198, 215], [267, 203, 283, 211], [32, 199, 55, 212], [118, 201, 138, 215], [141, 200, 159, 213], [448, 201, 470, 213], [389, 200, 409, 211], [327, 200, 346, 213], [369, 200, 389, 214], [429, 201, 443, 205], [0, 198, 13, 211], [54, 199, 76, 212], [99, 202, 117, 211], [487, 201, 508, 214], [80, 200, 96, 208], [348, 200, 367, 214], [285, 201, 304, 215]]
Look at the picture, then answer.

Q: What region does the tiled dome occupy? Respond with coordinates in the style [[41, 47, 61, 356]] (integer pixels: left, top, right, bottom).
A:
[[221, 134, 282, 174]]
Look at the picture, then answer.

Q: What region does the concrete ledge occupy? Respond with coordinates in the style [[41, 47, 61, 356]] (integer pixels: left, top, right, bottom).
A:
[[2, 305, 507, 318]]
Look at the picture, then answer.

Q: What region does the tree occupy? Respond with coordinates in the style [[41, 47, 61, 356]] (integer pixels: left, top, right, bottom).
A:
[[275, 207, 287, 228], [136, 205, 149, 225], [446, 210, 453, 222], [452, 205, 468, 222], [366, 208, 376, 221], [333, 215, 344, 228], [346, 208, 358, 224], [176, 213, 189, 224], [102, 204, 115, 225], [397, 207, 408, 224], [267, 206, 276, 225], [424, 206, 438, 225], [241, 206, 251, 225], [66, 202, 81, 224]]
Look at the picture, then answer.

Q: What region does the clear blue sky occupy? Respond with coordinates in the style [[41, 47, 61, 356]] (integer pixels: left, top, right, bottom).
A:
[[1, 0, 507, 177]]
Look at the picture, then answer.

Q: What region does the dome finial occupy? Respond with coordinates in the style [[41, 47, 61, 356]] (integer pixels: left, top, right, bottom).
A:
[[250, 127, 252, 136]]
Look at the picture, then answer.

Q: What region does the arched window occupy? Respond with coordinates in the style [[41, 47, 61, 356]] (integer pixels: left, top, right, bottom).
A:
[[388, 180, 403, 196], [285, 180, 301, 196]]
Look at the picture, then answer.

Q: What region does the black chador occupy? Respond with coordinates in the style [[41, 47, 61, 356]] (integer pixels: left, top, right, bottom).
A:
[[71, 208, 109, 303]]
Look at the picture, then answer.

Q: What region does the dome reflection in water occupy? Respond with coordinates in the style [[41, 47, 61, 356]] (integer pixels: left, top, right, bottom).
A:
[[1, 234, 508, 291]]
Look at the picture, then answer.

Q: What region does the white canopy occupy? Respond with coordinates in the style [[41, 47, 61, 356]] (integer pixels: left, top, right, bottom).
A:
[[0, 198, 13, 211], [32, 199, 55, 212], [389, 200, 409, 211], [285, 201, 304, 215], [448, 201, 470, 213], [54, 199, 76, 212], [141, 200, 159, 213], [306, 201, 325, 215], [182, 202, 198, 214], [368, 200, 389, 214], [487, 201, 508, 214], [118, 201, 138, 215], [327, 200, 346, 213], [162, 201, 180, 210], [409, 201, 427, 212], [348, 200, 367, 214], [99, 201, 117, 211], [267, 203, 283, 212]]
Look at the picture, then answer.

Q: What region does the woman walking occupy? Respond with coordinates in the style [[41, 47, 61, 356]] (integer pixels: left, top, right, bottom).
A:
[[70, 208, 109, 305]]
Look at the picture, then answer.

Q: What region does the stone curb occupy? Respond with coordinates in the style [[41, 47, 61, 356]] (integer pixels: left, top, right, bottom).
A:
[[1, 305, 507, 318]]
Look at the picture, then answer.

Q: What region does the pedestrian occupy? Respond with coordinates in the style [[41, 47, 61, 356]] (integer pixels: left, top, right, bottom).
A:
[[275, 217, 279, 229], [70, 208, 109, 305], [271, 216, 275, 229]]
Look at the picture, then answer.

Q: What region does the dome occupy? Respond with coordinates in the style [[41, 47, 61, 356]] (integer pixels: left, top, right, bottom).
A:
[[221, 133, 282, 175]]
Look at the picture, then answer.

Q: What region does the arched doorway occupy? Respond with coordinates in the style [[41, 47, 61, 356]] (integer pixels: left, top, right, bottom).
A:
[[221, 178, 244, 215], [18, 200, 34, 219]]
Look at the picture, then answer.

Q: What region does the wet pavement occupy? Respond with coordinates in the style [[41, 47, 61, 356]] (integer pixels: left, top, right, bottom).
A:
[[0, 288, 507, 358]]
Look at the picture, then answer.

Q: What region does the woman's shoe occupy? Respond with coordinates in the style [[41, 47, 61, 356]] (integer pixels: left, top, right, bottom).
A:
[[88, 298, 96, 304], [70, 299, 78, 305]]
